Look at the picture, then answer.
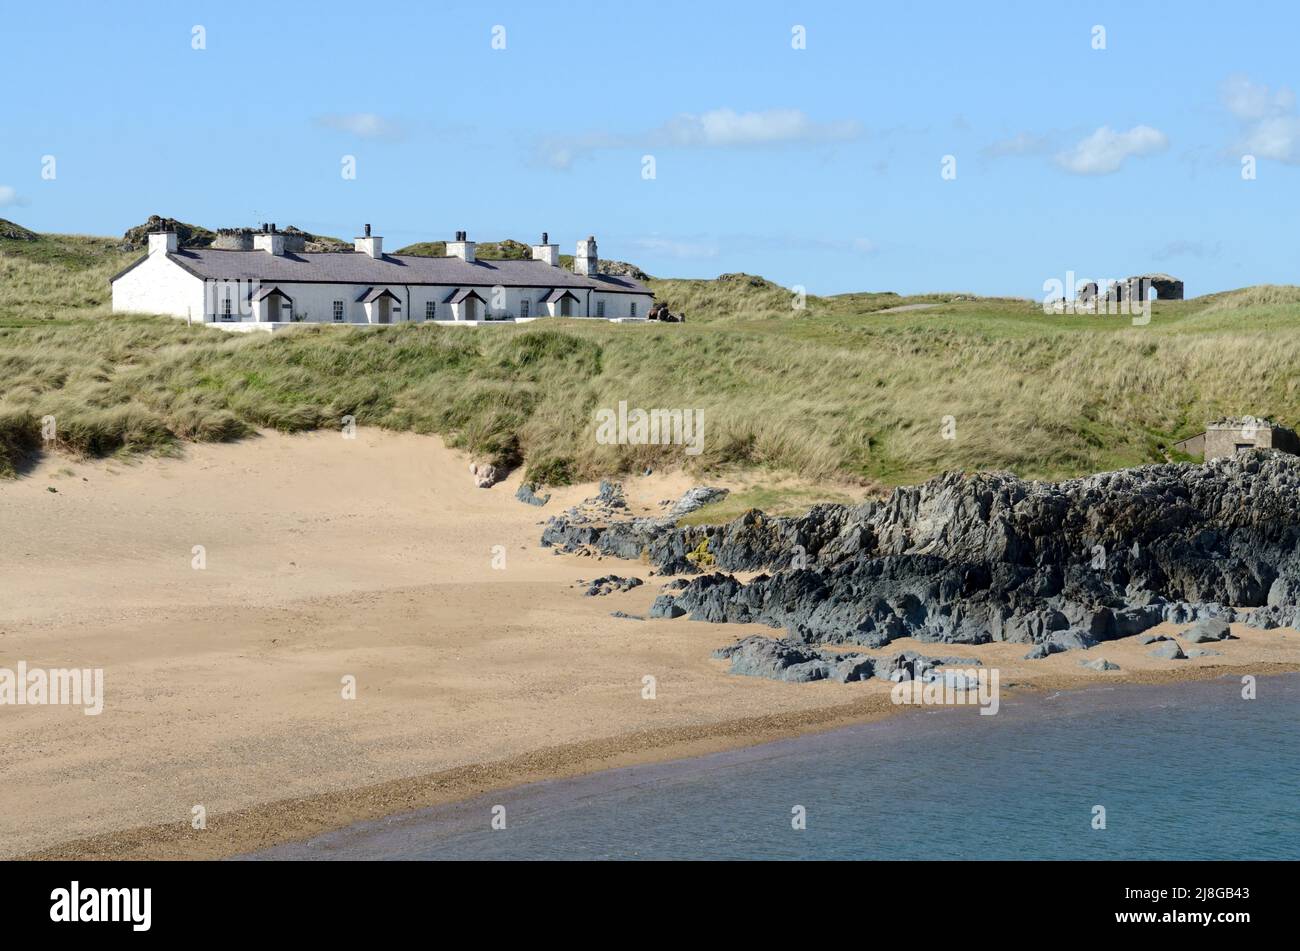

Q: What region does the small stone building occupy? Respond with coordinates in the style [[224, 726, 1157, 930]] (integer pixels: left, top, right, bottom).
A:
[[1175, 417, 1300, 460]]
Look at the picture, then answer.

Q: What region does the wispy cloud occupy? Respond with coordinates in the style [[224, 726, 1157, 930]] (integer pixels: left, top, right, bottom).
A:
[[1054, 125, 1168, 175], [0, 186, 26, 208], [1221, 75, 1300, 163], [981, 132, 1049, 158], [314, 112, 405, 141], [629, 236, 721, 259], [538, 108, 865, 169], [1154, 239, 1222, 261]]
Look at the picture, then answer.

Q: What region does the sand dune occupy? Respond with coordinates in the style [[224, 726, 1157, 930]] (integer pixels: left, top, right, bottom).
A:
[[2, 430, 1298, 859]]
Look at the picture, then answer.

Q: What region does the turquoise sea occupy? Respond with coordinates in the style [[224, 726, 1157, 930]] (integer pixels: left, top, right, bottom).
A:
[[250, 674, 1300, 861]]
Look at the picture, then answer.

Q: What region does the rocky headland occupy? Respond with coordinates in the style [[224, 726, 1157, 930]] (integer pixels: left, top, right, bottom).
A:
[[542, 452, 1300, 678]]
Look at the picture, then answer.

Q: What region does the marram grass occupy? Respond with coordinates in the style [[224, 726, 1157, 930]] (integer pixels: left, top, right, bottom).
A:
[[5, 233, 1300, 488]]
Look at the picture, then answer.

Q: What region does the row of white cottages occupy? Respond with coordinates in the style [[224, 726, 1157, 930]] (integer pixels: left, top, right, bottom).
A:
[[110, 226, 655, 331]]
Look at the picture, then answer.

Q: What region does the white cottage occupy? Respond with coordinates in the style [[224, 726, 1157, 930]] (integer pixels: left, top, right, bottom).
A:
[[110, 225, 654, 331]]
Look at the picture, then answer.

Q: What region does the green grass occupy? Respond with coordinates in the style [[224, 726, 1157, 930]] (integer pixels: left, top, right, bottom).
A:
[[6, 227, 1300, 488]]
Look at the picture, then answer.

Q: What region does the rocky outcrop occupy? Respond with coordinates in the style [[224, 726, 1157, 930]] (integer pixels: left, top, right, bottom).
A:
[[0, 218, 38, 242], [121, 215, 215, 250], [516, 482, 550, 507], [545, 452, 1300, 654], [712, 636, 982, 685]]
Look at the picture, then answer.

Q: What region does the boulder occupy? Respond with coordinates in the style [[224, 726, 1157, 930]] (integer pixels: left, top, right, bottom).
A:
[[648, 595, 686, 619], [470, 462, 499, 488], [1182, 618, 1233, 643], [516, 482, 550, 507], [1079, 658, 1120, 671], [1149, 641, 1187, 660]]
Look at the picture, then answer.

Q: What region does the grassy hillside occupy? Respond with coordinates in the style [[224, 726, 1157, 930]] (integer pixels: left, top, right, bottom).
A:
[[5, 223, 1300, 487]]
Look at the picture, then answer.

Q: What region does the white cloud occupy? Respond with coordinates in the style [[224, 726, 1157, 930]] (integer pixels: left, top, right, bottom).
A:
[[1054, 125, 1168, 175], [1222, 75, 1295, 122], [0, 186, 25, 208], [315, 112, 404, 140], [1221, 76, 1300, 163], [539, 108, 865, 169]]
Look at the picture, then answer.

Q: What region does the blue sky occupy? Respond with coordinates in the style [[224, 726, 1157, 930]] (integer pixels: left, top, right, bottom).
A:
[[3, 0, 1299, 296]]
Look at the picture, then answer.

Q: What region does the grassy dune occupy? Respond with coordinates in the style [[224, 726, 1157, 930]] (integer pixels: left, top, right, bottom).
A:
[[4, 228, 1300, 487]]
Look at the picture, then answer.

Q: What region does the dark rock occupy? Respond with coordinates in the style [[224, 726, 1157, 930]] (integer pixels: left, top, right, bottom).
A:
[[610, 611, 644, 620], [1137, 633, 1171, 645], [584, 575, 643, 597], [545, 453, 1300, 656], [516, 482, 551, 507], [648, 595, 686, 619], [1182, 618, 1233, 643]]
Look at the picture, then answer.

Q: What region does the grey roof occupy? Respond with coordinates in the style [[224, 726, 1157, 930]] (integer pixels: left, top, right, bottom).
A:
[[157, 249, 651, 295], [446, 287, 487, 305], [250, 284, 291, 302], [357, 286, 401, 304], [544, 288, 580, 303]]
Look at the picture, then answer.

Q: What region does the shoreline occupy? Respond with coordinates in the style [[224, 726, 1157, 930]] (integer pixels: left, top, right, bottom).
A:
[[6, 429, 1300, 862], [24, 663, 1300, 861]]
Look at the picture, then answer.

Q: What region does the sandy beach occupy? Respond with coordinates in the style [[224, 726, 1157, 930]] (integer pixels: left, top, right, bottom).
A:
[[3, 429, 1299, 860]]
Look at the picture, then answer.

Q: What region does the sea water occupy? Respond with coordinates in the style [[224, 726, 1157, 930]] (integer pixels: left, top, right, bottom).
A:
[[249, 674, 1300, 860]]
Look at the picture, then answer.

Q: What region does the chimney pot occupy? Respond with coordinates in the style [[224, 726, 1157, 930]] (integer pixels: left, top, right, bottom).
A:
[[365, 223, 371, 237], [542, 232, 548, 244]]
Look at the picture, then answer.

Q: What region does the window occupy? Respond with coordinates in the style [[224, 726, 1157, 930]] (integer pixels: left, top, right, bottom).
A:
[[596, 300, 606, 318], [333, 300, 344, 322], [220, 297, 233, 320], [393, 303, 402, 321], [520, 299, 529, 319], [425, 301, 436, 321], [630, 302, 637, 317]]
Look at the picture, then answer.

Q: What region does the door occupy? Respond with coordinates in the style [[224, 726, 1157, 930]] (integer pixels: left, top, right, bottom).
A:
[[378, 298, 391, 324], [560, 296, 572, 317]]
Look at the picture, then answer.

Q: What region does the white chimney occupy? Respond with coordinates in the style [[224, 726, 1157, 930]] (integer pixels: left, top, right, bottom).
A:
[[447, 230, 476, 263], [354, 223, 383, 259], [254, 223, 286, 256], [574, 235, 597, 276], [148, 229, 178, 255], [531, 231, 560, 267]]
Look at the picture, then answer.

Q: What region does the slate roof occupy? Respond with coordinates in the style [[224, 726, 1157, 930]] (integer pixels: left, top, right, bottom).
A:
[[154, 249, 651, 295], [446, 287, 487, 305]]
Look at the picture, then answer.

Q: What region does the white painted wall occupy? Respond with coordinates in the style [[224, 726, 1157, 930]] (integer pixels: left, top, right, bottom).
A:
[[111, 261, 655, 326], [111, 253, 206, 321]]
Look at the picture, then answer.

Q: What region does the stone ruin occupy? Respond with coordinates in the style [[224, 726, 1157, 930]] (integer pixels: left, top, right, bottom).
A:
[[213, 225, 307, 253], [1110, 273, 1184, 302]]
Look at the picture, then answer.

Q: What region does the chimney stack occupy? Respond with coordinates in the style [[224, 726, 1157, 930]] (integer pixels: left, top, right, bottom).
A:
[[531, 231, 560, 267], [447, 230, 476, 263], [574, 235, 598, 276], [254, 224, 286, 256], [354, 224, 383, 259], [148, 229, 178, 255]]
